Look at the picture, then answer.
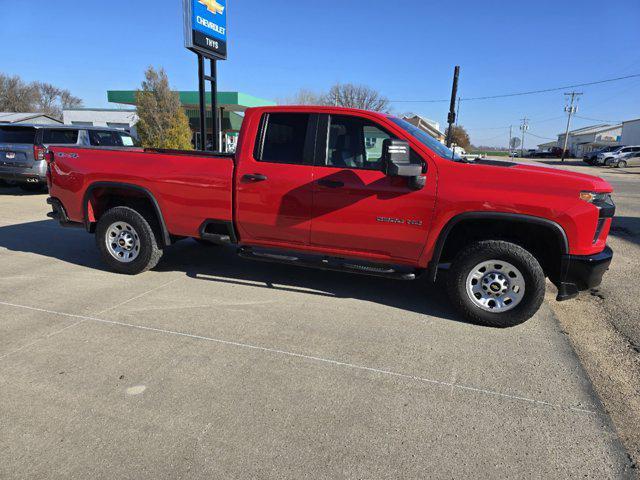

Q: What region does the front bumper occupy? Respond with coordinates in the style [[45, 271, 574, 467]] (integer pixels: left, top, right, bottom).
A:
[[555, 246, 613, 301]]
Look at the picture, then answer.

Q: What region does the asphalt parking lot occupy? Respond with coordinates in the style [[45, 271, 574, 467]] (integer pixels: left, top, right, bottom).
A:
[[0, 186, 634, 479]]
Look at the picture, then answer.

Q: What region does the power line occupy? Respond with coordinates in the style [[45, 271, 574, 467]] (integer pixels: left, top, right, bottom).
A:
[[390, 72, 640, 103], [574, 114, 622, 124], [526, 131, 556, 140], [466, 115, 566, 131]]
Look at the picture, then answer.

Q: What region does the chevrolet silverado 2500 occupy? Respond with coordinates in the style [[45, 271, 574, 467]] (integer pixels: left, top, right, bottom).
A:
[[46, 106, 615, 327]]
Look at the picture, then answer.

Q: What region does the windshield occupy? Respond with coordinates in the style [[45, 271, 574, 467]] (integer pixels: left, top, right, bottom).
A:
[[389, 117, 462, 161]]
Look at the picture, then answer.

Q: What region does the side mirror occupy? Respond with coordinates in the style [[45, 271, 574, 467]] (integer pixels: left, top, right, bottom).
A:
[[382, 139, 424, 190]]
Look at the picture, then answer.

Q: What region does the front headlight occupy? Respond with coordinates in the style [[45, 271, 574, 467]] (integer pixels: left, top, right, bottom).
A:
[[579, 191, 611, 203]]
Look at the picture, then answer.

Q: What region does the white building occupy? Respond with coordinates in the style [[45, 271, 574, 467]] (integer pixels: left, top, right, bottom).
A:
[[0, 112, 62, 125], [557, 124, 622, 157], [621, 118, 640, 146], [536, 141, 557, 152], [402, 114, 445, 142], [63, 108, 139, 133]]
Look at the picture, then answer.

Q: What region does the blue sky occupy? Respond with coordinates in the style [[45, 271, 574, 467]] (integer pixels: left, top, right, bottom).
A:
[[1, 0, 639, 147]]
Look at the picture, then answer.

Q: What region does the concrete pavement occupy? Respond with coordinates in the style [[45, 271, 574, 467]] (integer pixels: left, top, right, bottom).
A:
[[0, 187, 634, 479]]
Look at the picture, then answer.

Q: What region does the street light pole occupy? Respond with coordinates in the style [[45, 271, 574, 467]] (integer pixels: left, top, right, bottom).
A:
[[446, 66, 460, 148]]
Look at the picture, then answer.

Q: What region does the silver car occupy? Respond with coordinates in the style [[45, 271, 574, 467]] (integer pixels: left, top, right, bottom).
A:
[[612, 150, 640, 168], [0, 124, 137, 191], [596, 145, 640, 166]]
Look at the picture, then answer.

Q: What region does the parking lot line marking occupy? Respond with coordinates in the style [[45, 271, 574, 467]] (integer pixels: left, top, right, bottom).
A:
[[0, 300, 597, 415], [0, 280, 180, 361], [0, 319, 86, 361], [95, 278, 182, 315]]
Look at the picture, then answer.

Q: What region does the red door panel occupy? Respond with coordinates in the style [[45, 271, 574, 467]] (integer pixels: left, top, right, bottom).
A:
[[234, 112, 315, 246], [235, 162, 314, 245], [310, 167, 436, 263]]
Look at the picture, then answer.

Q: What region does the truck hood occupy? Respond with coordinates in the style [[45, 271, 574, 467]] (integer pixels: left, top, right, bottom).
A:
[[468, 159, 612, 192], [509, 163, 612, 192]]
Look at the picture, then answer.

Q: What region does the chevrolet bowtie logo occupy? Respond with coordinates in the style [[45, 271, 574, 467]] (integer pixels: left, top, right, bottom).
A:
[[198, 0, 225, 15]]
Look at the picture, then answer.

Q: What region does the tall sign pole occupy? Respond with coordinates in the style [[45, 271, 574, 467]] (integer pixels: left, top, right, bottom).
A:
[[198, 55, 207, 149], [446, 66, 460, 148], [184, 0, 228, 151], [561, 91, 582, 163], [210, 59, 219, 151]]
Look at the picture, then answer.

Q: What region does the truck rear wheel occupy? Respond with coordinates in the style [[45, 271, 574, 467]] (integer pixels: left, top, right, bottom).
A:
[[446, 240, 545, 328], [95, 206, 163, 275]]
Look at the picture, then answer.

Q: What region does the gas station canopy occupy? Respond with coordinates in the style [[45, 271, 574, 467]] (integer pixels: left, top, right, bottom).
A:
[[107, 91, 275, 112]]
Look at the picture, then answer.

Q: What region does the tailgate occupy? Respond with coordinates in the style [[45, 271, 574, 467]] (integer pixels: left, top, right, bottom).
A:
[[0, 126, 37, 168], [0, 143, 35, 168]]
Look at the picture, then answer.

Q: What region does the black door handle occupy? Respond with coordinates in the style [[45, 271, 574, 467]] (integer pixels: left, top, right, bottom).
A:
[[242, 173, 268, 182], [317, 179, 344, 188]]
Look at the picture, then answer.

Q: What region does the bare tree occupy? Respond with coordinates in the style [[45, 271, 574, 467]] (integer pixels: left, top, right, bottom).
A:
[[323, 83, 390, 112], [35, 82, 62, 117], [0, 73, 83, 119], [0, 74, 39, 112], [280, 88, 324, 105], [60, 90, 83, 109]]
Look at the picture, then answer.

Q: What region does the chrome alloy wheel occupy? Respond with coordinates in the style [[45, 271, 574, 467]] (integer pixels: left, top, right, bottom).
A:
[[105, 221, 141, 263], [466, 260, 526, 313]]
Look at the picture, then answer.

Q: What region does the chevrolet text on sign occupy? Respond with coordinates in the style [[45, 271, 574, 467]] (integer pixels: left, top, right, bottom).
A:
[[183, 0, 228, 60]]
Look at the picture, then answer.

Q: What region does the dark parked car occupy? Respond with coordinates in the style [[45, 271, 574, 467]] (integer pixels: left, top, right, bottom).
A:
[[0, 124, 137, 191]]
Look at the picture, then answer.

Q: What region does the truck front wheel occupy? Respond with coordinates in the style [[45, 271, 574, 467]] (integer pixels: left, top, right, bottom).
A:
[[95, 206, 163, 275], [447, 240, 545, 328]]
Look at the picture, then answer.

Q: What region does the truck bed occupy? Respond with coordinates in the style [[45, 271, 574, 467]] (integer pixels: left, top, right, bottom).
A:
[[47, 146, 235, 239]]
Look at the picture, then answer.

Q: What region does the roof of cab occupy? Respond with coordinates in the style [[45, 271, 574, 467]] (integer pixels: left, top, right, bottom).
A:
[[245, 105, 393, 119]]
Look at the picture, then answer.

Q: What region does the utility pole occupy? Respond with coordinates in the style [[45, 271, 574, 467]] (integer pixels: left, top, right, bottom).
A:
[[519, 117, 529, 158], [561, 91, 582, 162], [509, 125, 513, 157], [446, 66, 460, 148]]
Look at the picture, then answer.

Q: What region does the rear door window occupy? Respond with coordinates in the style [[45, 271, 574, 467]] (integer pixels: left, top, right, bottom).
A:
[[89, 130, 124, 147], [256, 113, 313, 165], [42, 129, 79, 144], [118, 132, 136, 146], [0, 126, 37, 144]]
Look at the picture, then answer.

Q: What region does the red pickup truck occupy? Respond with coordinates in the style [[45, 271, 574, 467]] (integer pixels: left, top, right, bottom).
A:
[[46, 106, 614, 327]]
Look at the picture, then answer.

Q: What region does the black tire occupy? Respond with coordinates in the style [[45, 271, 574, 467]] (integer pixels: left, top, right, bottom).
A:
[[95, 206, 163, 274], [446, 240, 545, 328], [616, 160, 627, 168]]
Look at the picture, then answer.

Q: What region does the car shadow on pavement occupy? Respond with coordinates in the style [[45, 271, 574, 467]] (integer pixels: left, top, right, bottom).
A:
[[610, 216, 640, 246], [0, 220, 461, 323], [0, 186, 47, 196], [0, 219, 106, 270]]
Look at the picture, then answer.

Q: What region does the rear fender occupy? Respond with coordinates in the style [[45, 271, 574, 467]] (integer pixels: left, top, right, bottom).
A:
[[82, 182, 171, 247]]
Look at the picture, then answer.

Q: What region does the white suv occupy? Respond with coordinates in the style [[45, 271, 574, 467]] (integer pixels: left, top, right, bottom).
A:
[[596, 145, 639, 166]]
